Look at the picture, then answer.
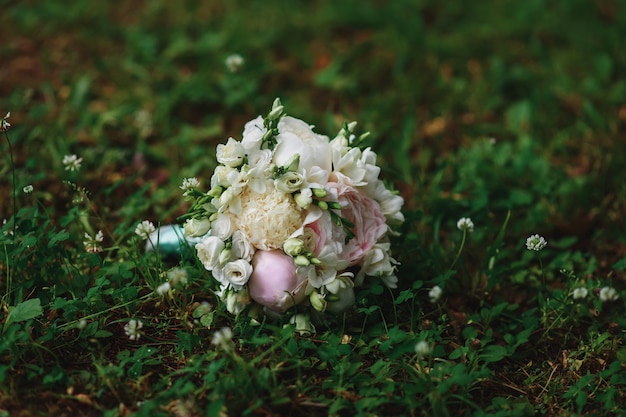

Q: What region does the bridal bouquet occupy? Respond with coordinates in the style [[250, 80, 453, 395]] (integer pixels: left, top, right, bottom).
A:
[[181, 99, 404, 317]]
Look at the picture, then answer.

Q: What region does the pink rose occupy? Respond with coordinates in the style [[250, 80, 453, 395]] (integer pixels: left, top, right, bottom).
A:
[[248, 250, 308, 312], [326, 182, 387, 266]]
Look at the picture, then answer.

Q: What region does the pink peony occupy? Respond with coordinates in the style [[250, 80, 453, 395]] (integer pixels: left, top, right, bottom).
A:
[[326, 182, 387, 266], [248, 250, 308, 312]]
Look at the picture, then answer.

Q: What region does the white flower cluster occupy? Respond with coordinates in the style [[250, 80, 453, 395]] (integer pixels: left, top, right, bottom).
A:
[[183, 99, 404, 316]]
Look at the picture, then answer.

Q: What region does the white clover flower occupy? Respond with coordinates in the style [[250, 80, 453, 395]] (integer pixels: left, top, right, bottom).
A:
[[429, 285, 443, 303], [135, 220, 156, 240], [83, 230, 104, 253], [225, 54, 244, 72], [572, 287, 588, 300], [415, 340, 431, 357], [2, 218, 15, 236], [0, 112, 10, 131], [167, 267, 189, 287], [526, 234, 547, 251], [134, 109, 154, 139], [211, 327, 234, 351], [599, 286, 619, 303], [124, 319, 144, 341], [62, 154, 83, 172], [180, 177, 200, 196], [457, 217, 474, 232], [23, 185, 33, 194], [156, 282, 171, 295]]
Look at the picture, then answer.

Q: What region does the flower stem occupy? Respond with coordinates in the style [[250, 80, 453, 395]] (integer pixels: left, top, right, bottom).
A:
[[449, 229, 467, 271], [4, 131, 17, 238]]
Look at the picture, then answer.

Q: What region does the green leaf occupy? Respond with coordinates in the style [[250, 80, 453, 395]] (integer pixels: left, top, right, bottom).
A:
[[48, 230, 70, 248], [4, 298, 43, 332], [480, 345, 508, 363]]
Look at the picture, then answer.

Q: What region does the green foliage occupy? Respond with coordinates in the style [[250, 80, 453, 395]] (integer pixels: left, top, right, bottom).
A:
[[2, 0, 626, 416]]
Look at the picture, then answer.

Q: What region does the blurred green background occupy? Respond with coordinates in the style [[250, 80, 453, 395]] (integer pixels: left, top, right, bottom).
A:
[[2, 0, 626, 267]]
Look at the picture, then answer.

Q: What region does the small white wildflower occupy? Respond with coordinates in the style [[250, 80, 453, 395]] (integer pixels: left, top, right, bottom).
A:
[[124, 319, 144, 341], [415, 340, 431, 357], [62, 154, 83, 172], [0, 112, 10, 131], [22, 185, 33, 194], [135, 220, 156, 240], [456, 217, 474, 232], [429, 285, 443, 303], [77, 318, 88, 330], [572, 287, 588, 300], [167, 267, 189, 287], [83, 230, 104, 253], [211, 327, 234, 351], [526, 234, 547, 251], [134, 109, 154, 139], [156, 282, 171, 296], [599, 286, 619, 303], [225, 54, 244, 72], [180, 177, 200, 196]]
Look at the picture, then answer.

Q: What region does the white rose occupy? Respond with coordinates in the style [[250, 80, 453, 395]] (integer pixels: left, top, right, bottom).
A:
[[183, 218, 211, 237], [223, 259, 253, 290], [231, 230, 254, 261], [196, 236, 225, 271], [274, 117, 332, 173], [216, 137, 246, 168], [211, 214, 234, 240], [283, 237, 305, 256], [274, 172, 304, 193]]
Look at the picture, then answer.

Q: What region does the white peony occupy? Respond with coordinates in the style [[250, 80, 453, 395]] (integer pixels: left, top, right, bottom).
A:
[[232, 186, 305, 250]]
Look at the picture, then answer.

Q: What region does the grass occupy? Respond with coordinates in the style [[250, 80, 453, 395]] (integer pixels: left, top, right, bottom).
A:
[[1, 0, 626, 416]]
